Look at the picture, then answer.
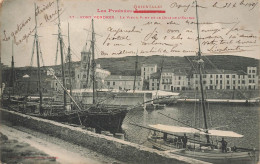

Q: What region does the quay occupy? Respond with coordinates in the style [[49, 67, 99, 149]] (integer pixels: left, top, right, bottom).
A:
[[178, 98, 260, 104], [0, 108, 209, 164], [53, 89, 180, 107]]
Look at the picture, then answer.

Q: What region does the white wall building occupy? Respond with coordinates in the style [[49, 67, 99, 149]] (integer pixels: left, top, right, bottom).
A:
[[141, 64, 157, 80]]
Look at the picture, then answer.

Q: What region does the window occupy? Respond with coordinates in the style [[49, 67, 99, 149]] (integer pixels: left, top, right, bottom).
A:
[[220, 75, 222, 78], [248, 75, 251, 78], [232, 75, 235, 78], [249, 70, 251, 73], [227, 80, 229, 84], [220, 80, 222, 84], [195, 80, 198, 84], [179, 76, 181, 80], [216, 75, 218, 78], [238, 80, 240, 84], [210, 80, 213, 84], [252, 70, 255, 73], [233, 81, 235, 84], [203, 75, 206, 78], [249, 80, 252, 83], [238, 86, 240, 89], [164, 85, 166, 89], [83, 74, 86, 78], [227, 86, 230, 89], [152, 83, 154, 86], [144, 68, 145, 71], [253, 75, 255, 78], [216, 80, 218, 84], [78, 75, 79, 79], [113, 82, 115, 85], [210, 75, 213, 78], [226, 75, 229, 78], [242, 80, 245, 84], [203, 81, 206, 84], [107, 82, 110, 86]]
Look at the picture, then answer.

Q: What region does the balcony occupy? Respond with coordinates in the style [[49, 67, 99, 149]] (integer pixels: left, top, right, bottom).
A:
[[161, 82, 172, 84]]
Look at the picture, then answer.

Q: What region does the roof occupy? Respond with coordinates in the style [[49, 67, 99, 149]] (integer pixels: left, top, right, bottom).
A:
[[142, 64, 157, 67], [236, 70, 247, 75], [105, 75, 142, 81], [150, 72, 161, 79], [194, 69, 242, 75], [173, 69, 188, 76], [162, 68, 174, 73]]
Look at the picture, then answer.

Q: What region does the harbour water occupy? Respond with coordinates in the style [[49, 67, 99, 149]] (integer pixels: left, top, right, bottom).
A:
[[122, 103, 259, 150]]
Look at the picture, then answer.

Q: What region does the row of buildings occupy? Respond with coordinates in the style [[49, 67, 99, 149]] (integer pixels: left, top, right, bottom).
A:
[[144, 64, 259, 91], [4, 48, 258, 96], [50, 49, 143, 93]]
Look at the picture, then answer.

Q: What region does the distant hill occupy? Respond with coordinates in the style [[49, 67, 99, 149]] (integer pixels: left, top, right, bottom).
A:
[[2, 55, 259, 79], [95, 55, 260, 76]]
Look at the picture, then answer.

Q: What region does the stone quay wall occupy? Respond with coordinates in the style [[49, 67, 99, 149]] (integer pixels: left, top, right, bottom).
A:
[[0, 108, 209, 164]]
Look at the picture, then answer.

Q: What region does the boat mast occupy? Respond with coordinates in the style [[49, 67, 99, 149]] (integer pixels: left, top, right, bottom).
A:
[[67, 23, 72, 105], [34, 3, 43, 113], [195, 0, 210, 143], [91, 19, 96, 104], [57, 0, 67, 110], [11, 41, 15, 96], [133, 51, 138, 92]]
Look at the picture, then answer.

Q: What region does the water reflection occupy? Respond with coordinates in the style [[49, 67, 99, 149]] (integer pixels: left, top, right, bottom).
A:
[[123, 103, 259, 149]]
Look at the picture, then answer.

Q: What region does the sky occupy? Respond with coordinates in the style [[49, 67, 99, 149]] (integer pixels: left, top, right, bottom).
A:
[[1, 0, 259, 67]]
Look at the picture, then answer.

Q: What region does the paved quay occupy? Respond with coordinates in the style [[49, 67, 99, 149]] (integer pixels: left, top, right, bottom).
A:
[[1, 122, 125, 164]]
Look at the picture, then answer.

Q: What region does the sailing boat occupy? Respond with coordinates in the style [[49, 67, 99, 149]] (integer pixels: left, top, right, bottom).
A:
[[25, 0, 129, 134], [0, 0, 128, 134], [133, 1, 257, 163]]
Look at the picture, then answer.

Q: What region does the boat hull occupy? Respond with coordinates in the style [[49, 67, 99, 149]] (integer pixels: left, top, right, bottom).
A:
[[2, 99, 128, 134], [149, 138, 257, 164], [34, 108, 128, 134]]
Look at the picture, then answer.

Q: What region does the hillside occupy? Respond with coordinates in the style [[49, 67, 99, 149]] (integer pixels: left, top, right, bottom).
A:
[[2, 55, 259, 78], [95, 55, 259, 76]]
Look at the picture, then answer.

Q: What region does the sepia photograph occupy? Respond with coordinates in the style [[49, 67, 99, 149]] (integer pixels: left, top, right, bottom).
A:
[[0, 0, 259, 163]]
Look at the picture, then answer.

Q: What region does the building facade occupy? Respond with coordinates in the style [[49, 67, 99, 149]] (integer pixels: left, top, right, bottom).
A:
[[74, 50, 111, 89], [149, 72, 160, 90], [148, 66, 258, 91], [105, 75, 143, 91], [141, 64, 157, 80], [161, 69, 174, 91]]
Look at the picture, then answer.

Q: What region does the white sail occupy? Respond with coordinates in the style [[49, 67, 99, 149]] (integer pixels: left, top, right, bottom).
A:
[[149, 124, 243, 138]]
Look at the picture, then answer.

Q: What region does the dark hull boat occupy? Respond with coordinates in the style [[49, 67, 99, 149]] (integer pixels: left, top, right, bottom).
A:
[[34, 105, 128, 133], [2, 96, 128, 133]]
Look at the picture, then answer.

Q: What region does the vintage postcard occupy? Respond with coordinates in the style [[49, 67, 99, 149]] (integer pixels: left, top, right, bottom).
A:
[[0, 0, 259, 163]]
